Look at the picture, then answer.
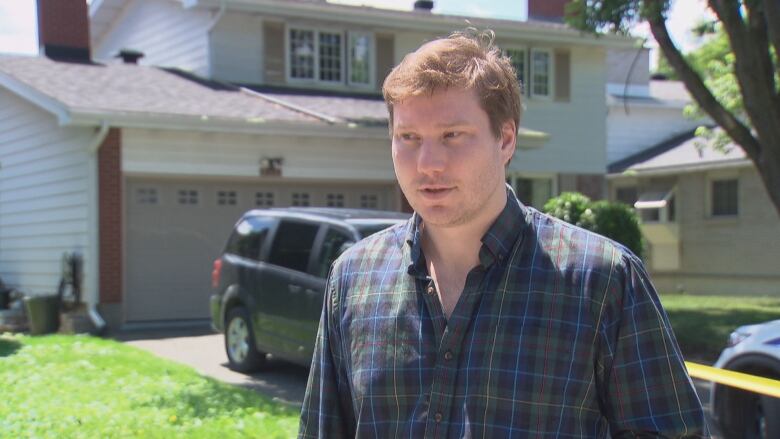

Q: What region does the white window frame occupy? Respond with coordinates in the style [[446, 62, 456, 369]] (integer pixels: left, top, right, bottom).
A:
[[284, 24, 348, 87], [502, 46, 528, 96], [635, 187, 676, 223], [347, 31, 375, 88], [530, 48, 554, 100], [705, 172, 739, 219]]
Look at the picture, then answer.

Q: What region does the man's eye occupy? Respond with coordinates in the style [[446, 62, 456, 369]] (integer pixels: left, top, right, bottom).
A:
[[444, 131, 462, 139], [400, 133, 418, 141]]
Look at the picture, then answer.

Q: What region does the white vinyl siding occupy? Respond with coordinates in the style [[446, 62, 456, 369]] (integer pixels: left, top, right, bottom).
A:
[[208, 12, 264, 83], [607, 106, 701, 164], [93, 0, 212, 76], [0, 89, 95, 298]]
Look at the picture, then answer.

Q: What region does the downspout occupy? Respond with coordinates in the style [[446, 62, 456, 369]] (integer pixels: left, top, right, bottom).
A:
[[87, 121, 109, 333], [206, 1, 227, 78]]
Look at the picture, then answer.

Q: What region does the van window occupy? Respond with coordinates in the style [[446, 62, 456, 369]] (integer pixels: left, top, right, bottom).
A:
[[268, 220, 320, 272], [316, 227, 354, 278], [225, 216, 274, 261]]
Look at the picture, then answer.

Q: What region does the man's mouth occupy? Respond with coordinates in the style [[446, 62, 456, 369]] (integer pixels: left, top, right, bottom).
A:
[[418, 186, 454, 199]]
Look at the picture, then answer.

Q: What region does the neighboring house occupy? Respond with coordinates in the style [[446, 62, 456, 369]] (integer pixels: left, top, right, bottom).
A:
[[0, 0, 635, 329], [607, 132, 780, 296]]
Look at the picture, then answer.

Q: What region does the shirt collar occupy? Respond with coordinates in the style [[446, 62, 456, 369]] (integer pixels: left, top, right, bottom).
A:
[[405, 184, 525, 277]]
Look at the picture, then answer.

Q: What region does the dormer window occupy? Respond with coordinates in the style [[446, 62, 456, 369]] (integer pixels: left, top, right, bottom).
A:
[[287, 26, 374, 87]]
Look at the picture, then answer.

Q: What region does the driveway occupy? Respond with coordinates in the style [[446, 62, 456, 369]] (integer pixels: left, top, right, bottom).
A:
[[118, 328, 310, 408], [118, 328, 721, 436]]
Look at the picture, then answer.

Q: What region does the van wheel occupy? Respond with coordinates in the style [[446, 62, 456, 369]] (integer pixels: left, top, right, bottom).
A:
[[224, 306, 266, 372]]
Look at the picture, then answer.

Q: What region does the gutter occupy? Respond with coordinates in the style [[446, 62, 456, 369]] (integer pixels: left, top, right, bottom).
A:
[[206, 0, 227, 32]]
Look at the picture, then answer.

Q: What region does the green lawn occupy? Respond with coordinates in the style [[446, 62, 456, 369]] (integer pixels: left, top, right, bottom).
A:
[[0, 334, 299, 438], [660, 294, 780, 364]]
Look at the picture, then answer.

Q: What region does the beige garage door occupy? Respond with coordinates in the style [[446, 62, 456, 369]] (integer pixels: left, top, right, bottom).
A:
[[124, 178, 396, 322]]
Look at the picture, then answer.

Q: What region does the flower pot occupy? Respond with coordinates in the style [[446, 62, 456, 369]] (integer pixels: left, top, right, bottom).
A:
[[23, 295, 60, 335]]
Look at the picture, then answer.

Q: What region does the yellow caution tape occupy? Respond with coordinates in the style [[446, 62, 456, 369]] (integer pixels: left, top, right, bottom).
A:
[[685, 361, 780, 398]]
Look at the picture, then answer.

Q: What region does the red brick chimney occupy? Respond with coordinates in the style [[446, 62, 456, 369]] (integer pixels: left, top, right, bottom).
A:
[[37, 0, 91, 62], [528, 0, 570, 22]]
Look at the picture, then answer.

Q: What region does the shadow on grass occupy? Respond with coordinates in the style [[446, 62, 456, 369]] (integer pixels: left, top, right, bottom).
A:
[[0, 337, 21, 357], [134, 376, 299, 419], [666, 308, 780, 364]]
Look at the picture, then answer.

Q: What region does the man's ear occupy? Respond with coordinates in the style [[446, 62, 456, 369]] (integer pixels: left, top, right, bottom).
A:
[[499, 120, 517, 166]]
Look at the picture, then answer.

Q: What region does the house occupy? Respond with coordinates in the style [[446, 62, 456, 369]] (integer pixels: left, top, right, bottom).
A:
[[607, 131, 780, 296], [0, 0, 635, 330]]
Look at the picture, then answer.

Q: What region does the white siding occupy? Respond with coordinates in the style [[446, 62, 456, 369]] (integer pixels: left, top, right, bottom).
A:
[[513, 46, 607, 174], [209, 12, 264, 83], [93, 0, 213, 76], [121, 128, 396, 182], [0, 89, 95, 298], [607, 105, 700, 163]]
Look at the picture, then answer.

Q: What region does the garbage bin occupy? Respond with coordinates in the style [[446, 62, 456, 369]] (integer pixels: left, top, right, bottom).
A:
[[23, 295, 60, 335]]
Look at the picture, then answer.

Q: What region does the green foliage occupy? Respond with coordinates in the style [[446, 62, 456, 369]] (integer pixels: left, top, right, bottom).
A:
[[660, 294, 780, 362], [543, 193, 643, 258], [582, 200, 644, 257], [542, 192, 592, 227], [0, 334, 299, 438], [564, 0, 671, 35]]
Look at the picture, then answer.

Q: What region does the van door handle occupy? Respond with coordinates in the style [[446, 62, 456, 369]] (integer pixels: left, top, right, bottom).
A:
[[289, 285, 302, 293]]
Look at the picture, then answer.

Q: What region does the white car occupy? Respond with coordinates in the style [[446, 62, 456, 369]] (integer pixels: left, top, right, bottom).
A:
[[711, 319, 780, 439]]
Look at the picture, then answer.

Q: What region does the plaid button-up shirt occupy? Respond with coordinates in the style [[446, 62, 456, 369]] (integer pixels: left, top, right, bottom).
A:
[[299, 190, 708, 438]]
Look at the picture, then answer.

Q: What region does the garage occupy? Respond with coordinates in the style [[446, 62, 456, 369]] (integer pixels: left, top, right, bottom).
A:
[[124, 177, 397, 322]]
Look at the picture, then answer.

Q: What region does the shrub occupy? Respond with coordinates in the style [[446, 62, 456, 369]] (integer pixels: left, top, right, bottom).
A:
[[543, 193, 643, 258], [541, 192, 592, 227]]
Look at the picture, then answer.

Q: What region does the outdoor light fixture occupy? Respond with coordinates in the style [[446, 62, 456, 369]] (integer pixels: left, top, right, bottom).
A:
[[259, 157, 283, 177]]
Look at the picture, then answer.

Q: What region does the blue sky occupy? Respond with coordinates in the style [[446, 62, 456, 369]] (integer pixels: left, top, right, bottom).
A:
[[0, 0, 712, 61]]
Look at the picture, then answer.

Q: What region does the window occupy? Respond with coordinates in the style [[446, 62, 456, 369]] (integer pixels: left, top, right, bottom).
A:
[[287, 27, 373, 87], [268, 221, 319, 272], [289, 29, 315, 79], [136, 188, 158, 205], [315, 227, 354, 278], [292, 192, 310, 207], [326, 193, 345, 207], [616, 186, 638, 207], [712, 179, 738, 216], [318, 31, 342, 82], [513, 176, 553, 209], [225, 216, 273, 261], [177, 189, 198, 205], [255, 192, 274, 208], [217, 190, 237, 206], [504, 48, 526, 93], [360, 194, 378, 209], [635, 189, 676, 223], [531, 49, 552, 98], [349, 32, 372, 86]]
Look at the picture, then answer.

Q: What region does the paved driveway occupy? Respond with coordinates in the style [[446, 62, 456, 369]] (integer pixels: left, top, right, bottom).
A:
[[119, 328, 721, 436], [119, 328, 309, 408]]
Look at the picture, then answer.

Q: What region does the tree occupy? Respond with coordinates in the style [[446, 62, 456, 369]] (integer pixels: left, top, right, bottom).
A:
[[566, 0, 780, 216]]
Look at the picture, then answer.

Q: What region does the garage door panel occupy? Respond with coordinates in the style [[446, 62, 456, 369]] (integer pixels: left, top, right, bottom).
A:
[[124, 178, 396, 322]]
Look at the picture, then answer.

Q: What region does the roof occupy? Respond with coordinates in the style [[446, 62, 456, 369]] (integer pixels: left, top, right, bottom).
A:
[[608, 128, 750, 175], [607, 80, 692, 108], [0, 54, 324, 127]]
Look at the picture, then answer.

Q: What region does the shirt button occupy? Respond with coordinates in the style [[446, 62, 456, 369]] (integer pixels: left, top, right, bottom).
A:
[[426, 285, 436, 295], [434, 412, 443, 423], [444, 350, 453, 361]]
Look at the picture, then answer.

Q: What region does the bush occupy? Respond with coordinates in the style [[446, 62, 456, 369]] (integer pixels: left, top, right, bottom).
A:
[[541, 192, 592, 227], [543, 193, 643, 258]]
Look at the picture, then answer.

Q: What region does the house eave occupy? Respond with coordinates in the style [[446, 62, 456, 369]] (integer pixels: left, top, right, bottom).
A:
[[607, 159, 753, 178], [0, 70, 72, 125]]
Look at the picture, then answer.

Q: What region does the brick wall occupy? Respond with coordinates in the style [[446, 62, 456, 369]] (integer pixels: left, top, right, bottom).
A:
[[36, 0, 91, 60], [98, 128, 122, 304], [528, 0, 570, 21]]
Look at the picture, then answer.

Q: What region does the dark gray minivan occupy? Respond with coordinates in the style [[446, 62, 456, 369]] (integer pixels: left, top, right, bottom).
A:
[[210, 207, 408, 372]]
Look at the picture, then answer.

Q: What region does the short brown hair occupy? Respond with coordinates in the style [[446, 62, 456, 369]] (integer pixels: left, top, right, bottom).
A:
[[382, 29, 522, 138]]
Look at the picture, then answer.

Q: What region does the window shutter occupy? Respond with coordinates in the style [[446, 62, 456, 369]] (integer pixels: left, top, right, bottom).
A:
[[375, 33, 395, 91], [263, 22, 285, 84], [554, 49, 570, 102]]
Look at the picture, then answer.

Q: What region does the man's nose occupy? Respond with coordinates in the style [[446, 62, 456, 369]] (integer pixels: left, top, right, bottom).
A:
[[417, 139, 446, 175]]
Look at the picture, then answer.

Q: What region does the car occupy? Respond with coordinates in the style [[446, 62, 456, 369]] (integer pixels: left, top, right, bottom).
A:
[[711, 319, 780, 439], [210, 207, 409, 372]]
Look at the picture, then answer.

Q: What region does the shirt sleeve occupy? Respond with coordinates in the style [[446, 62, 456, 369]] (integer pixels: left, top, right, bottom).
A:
[[596, 251, 710, 438], [298, 268, 355, 438]]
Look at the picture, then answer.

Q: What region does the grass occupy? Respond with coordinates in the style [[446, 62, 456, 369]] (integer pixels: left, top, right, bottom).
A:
[[660, 294, 780, 364], [0, 334, 299, 438]]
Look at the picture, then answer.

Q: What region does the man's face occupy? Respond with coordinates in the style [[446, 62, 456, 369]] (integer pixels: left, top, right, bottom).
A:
[[391, 87, 516, 228]]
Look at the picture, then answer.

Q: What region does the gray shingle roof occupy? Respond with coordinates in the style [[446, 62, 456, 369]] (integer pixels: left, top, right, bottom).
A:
[[0, 55, 323, 125], [609, 129, 748, 174]]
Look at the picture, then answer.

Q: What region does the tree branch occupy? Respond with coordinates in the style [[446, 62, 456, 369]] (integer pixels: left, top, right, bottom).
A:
[[646, 14, 763, 161]]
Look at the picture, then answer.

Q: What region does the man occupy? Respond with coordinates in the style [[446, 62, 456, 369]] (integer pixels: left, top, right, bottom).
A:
[[299, 30, 708, 438]]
